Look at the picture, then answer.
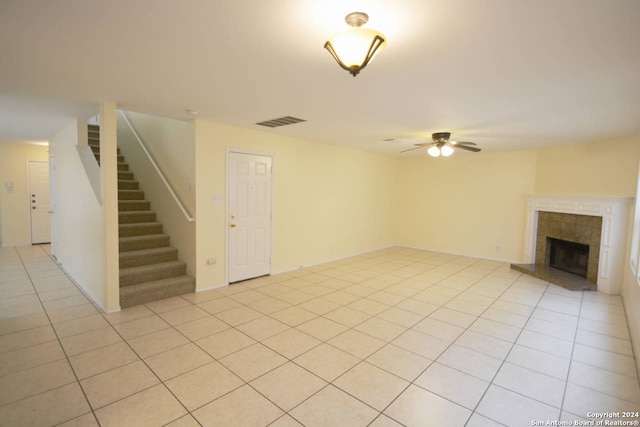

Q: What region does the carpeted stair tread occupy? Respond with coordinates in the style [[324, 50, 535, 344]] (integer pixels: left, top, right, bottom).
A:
[[119, 200, 150, 211], [118, 180, 139, 190], [120, 260, 187, 287], [118, 189, 145, 200], [119, 276, 195, 308], [119, 211, 157, 224], [119, 233, 170, 251], [119, 222, 163, 237], [119, 247, 178, 268]]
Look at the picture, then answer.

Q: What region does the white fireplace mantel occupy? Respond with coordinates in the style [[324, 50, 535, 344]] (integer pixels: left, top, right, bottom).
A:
[[523, 195, 633, 294]]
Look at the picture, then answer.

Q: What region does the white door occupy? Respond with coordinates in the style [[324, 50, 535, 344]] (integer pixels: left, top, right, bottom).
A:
[[228, 152, 273, 283], [28, 161, 51, 244]]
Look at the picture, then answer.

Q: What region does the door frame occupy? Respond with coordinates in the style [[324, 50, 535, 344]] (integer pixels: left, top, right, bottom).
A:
[[26, 159, 51, 245], [225, 147, 275, 285], [48, 154, 57, 259]]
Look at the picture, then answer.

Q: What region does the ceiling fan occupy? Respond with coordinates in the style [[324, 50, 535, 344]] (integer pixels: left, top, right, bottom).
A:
[[401, 132, 481, 157]]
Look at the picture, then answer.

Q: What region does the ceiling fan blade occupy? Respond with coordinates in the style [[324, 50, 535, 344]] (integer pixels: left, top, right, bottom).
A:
[[400, 146, 424, 153], [453, 141, 477, 146], [413, 142, 434, 147], [454, 144, 481, 152]]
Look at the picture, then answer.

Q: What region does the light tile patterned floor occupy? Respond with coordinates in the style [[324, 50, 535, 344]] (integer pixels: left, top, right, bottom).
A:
[[1, 245, 639, 426]]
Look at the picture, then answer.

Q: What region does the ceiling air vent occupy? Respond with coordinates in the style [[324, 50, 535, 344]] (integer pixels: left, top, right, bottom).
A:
[[255, 116, 306, 128]]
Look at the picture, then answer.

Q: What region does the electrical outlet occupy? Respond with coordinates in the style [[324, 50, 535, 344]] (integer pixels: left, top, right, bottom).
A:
[[206, 258, 216, 265]]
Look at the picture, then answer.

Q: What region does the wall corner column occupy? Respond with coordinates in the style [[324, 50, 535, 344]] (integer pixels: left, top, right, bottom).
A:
[[100, 102, 120, 311]]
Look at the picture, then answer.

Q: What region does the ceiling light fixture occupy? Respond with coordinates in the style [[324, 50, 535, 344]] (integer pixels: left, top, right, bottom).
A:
[[426, 144, 454, 157], [324, 12, 386, 77], [401, 132, 482, 156], [427, 146, 441, 157], [440, 145, 454, 157]]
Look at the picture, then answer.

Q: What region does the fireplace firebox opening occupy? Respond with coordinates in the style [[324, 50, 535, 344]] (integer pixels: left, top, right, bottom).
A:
[[546, 237, 589, 278]]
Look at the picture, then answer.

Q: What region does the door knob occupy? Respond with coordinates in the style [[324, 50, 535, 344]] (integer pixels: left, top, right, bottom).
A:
[[230, 224, 236, 228], [32, 207, 36, 210]]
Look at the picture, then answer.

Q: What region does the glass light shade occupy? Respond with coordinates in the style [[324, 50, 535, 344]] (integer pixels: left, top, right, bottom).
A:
[[427, 146, 441, 157], [325, 12, 386, 78], [327, 27, 385, 65], [441, 145, 454, 157]]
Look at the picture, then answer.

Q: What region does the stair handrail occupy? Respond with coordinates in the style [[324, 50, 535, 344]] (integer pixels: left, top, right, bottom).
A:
[[118, 110, 195, 223]]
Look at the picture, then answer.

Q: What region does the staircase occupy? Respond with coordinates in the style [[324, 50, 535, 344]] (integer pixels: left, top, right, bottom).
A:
[[88, 124, 195, 308]]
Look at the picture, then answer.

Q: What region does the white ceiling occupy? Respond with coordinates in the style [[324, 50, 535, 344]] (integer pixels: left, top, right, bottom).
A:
[[1, 0, 639, 156]]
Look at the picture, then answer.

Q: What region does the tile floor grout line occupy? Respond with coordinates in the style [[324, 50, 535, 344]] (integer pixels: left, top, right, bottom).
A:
[[2, 246, 638, 426], [209, 256, 491, 426], [17, 248, 197, 425], [95, 301, 213, 424], [558, 289, 585, 421], [383, 259, 512, 425], [11, 245, 101, 427], [460, 276, 551, 426], [475, 283, 625, 423], [354, 258, 507, 426]]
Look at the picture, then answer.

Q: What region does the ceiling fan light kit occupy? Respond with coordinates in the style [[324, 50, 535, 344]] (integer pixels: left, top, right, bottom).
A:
[[440, 145, 455, 157], [324, 12, 386, 77], [427, 146, 441, 157], [401, 132, 482, 157]]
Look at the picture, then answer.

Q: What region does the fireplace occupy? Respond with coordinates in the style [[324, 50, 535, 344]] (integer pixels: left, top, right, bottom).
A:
[[535, 211, 601, 284], [547, 237, 589, 277], [513, 195, 633, 295]]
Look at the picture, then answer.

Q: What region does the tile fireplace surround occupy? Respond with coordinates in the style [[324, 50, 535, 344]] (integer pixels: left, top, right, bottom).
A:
[[516, 195, 633, 295]]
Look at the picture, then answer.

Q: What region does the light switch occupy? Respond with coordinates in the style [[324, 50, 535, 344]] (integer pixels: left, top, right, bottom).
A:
[[5, 181, 14, 193], [212, 194, 224, 204]]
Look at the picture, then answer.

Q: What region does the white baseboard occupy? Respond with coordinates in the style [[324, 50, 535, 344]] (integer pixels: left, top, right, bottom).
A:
[[396, 244, 520, 265], [0, 241, 32, 248], [273, 245, 395, 275], [56, 263, 112, 313], [196, 282, 228, 292]]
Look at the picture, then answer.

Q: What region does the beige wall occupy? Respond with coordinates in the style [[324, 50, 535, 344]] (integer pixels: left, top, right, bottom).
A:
[[393, 150, 538, 262], [392, 134, 640, 263], [623, 245, 640, 375], [622, 156, 640, 374], [0, 143, 49, 247], [534, 134, 640, 196], [194, 121, 396, 289], [117, 111, 196, 276], [51, 120, 114, 311], [121, 111, 195, 212]]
